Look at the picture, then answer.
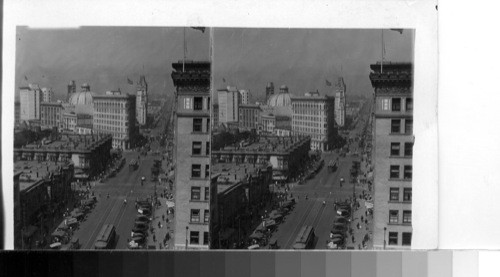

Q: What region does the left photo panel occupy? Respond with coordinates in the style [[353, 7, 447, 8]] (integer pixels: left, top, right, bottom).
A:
[[12, 26, 211, 250]]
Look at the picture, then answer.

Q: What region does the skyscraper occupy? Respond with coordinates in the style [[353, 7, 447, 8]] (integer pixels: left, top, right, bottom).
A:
[[136, 75, 148, 126], [369, 62, 413, 249], [171, 61, 211, 249], [67, 80, 76, 101], [218, 86, 240, 124], [41, 87, 54, 103], [19, 84, 42, 122], [334, 77, 346, 127], [239, 89, 249, 105]]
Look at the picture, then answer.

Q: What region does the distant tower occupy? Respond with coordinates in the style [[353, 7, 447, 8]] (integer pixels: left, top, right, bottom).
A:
[[136, 75, 148, 126], [265, 82, 275, 103], [67, 80, 76, 101], [81, 83, 91, 92], [335, 77, 346, 127]]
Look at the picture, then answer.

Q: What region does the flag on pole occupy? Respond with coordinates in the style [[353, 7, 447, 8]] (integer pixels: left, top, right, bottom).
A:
[[222, 78, 226, 83], [127, 78, 133, 85], [24, 75, 28, 81], [325, 79, 332, 86], [191, 27, 206, 33], [390, 29, 403, 34]]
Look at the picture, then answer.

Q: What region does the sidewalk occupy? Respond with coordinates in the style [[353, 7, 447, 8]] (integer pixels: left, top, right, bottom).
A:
[[146, 196, 175, 249]]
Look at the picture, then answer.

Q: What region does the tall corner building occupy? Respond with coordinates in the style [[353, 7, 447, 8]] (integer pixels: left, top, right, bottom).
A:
[[369, 62, 413, 249], [334, 77, 346, 127], [136, 75, 148, 126], [171, 61, 211, 250]]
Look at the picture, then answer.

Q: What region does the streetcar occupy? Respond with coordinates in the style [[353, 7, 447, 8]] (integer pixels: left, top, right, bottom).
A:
[[94, 224, 117, 250], [292, 226, 315, 250]]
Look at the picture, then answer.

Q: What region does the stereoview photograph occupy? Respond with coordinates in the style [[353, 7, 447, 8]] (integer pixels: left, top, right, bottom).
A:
[[209, 28, 414, 250]]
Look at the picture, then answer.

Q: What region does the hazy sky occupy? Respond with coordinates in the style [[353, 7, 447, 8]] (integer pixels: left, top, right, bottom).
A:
[[15, 26, 210, 101], [15, 27, 413, 102], [213, 28, 414, 101]]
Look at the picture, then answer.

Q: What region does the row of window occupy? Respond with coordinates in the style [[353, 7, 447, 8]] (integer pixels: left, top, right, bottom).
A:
[[190, 231, 209, 245], [95, 114, 126, 120], [94, 119, 128, 126], [391, 119, 412, 134], [184, 97, 210, 111], [390, 188, 412, 202], [389, 165, 412, 180], [388, 232, 412, 246], [193, 118, 210, 133], [190, 209, 210, 223], [191, 187, 210, 201], [381, 97, 413, 112], [191, 164, 210, 179], [389, 210, 412, 224], [292, 120, 327, 128], [94, 101, 128, 108], [192, 141, 210, 156], [390, 142, 413, 157]]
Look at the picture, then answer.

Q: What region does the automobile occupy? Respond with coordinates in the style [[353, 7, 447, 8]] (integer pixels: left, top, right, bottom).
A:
[[135, 217, 149, 225], [131, 230, 147, 237], [332, 225, 348, 233], [330, 230, 346, 237], [130, 234, 146, 245], [336, 210, 351, 218], [334, 217, 349, 225], [132, 223, 148, 233], [138, 208, 152, 217]]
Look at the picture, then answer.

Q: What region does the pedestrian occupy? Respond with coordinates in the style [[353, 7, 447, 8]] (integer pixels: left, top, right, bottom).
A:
[[162, 214, 165, 221], [153, 234, 156, 242], [158, 221, 161, 229]]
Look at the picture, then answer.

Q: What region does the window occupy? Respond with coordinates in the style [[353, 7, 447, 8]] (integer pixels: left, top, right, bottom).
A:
[[392, 98, 401, 111], [389, 210, 399, 223], [190, 231, 199, 244], [192, 141, 202, 155], [382, 99, 390, 110], [191, 164, 201, 178], [402, 232, 412, 246], [404, 142, 413, 157], [390, 143, 400, 156], [205, 164, 210, 178], [190, 209, 200, 223], [206, 118, 210, 133], [391, 119, 401, 133], [203, 231, 209, 245], [404, 165, 412, 180], [390, 165, 400, 179], [403, 210, 412, 224], [191, 187, 201, 200], [204, 187, 210, 201], [184, 98, 192, 109], [204, 210, 210, 223], [406, 98, 413, 111], [388, 232, 398, 245], [206, 142, 210, 156], [390, 188, 399, 201], [193, 118, 203, 132], [403, 188, 412, 202], [405, 119, 413, 134], [194, 97, 203, 110]]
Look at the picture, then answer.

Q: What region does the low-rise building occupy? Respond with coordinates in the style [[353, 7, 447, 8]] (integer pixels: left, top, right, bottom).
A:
[[14, 133, 112, 180], [40, 102, 64, 129], [238, 104, 261, 131]]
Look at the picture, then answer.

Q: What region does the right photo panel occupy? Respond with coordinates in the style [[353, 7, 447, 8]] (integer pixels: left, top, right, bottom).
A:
[[210, 28, 415, 250]]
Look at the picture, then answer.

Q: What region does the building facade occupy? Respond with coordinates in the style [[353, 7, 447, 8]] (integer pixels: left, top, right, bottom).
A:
[[41, 87, 54, 103], [93, 93, 137, 149], [136, 75, 148, 126], [291, 94, 337, 151], [20, 84, 42, 122], [369, 62, 413, 249], [212, 103, 219, 129], [238, 104, 261, 131], [171, 61, 211, 250], [265, 82, 275, 102], [335, 77, 346, 127], [40, 102, 63, 129], [239, 89, 249, 105], [218, 87, 240, 124]]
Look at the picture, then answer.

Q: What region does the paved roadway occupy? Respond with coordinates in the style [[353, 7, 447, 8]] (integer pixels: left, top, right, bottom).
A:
[[74, 99, 172, 250], [270, 100, 372, 250]]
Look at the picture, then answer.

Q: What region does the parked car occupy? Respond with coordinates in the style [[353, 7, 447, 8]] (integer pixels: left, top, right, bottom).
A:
[[132, 223, 149, 233], [334, 217, 349, 225]]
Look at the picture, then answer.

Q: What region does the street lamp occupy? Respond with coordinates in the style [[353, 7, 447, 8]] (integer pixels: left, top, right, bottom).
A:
[[383, 227, 387, 250], [185, 226, 189, 249]]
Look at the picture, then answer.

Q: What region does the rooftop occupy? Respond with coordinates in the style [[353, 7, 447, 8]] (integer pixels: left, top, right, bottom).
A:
[[17, 134, 112, 153], [212, 162, 269, 193], [15, 160, 71, 191], [217, 135, 308, 154]]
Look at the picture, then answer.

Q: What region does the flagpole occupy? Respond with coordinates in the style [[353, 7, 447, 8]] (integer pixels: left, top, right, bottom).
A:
[[183, 27, 186, 72], [381, 30, 384, 73]]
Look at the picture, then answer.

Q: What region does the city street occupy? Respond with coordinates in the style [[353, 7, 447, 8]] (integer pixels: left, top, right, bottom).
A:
[[268, 102, 372, 250]]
